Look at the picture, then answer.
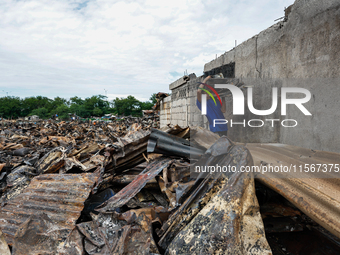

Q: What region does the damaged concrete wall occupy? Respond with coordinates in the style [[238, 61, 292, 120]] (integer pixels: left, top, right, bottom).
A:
[[161, 0, 340, 153]]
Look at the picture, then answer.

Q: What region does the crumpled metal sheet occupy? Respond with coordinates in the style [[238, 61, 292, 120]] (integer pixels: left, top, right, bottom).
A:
[[12, 213, 66, 255], [165, 171, 272, 255], [39, 136, 75, 146], [82, 155, 105, 171], [104, 129, 151, 173], [158, 137, 272, 254], [68, 143, 102, 160], [58, 227, 84, 255], [0, 120, 153, 182], [63, 156, 87, 172], [76, 211, 159, 255], [4, 122, 326, 253], [35, 147, 66, 174], [96, 157, 173, 212], [0, 165, 37, 205], [120, 211, 159, 254], [0, 121, 155, 213], [0, 173, 99, 247], [246, 143, 340, 239]]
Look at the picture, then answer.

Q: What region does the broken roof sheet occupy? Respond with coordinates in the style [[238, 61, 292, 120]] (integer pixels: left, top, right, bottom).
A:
[[246, 143, 340, 239], [96, 157, 173, 213], [0, 173, 98, 245]]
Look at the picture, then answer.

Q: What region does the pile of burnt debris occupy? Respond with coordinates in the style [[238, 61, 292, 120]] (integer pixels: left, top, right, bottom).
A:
[[0, 120, 339, 255]]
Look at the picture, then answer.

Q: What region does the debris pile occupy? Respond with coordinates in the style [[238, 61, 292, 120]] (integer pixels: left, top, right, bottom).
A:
[[0, 120, 339, 254]]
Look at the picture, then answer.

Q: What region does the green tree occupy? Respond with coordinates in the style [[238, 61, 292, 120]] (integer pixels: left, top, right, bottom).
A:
[[140, 101, 153, 110], [0, 93, 157, 120], [0, 96, 22, 119], [93, 107, 103, 117], [52, 104, 70, 120], [30, 107, 50, 119], [84, 95, 110, 116], [21, 96, 53, 116], [149, 93, 157, 104], [140, 93, 158, 111], [69, 97, 90, 117], [69, 104, 90, 118], [50, 97, 67, 110], [70, 96, 84, 105], [112, 96, 142, 116]]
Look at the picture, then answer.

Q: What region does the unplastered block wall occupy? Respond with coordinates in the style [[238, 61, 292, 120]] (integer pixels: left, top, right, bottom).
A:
[[162, 76, 210, 129], [160, 96, 171, 128], [201, 0, 340, 153], [171, 97, 187, 128]]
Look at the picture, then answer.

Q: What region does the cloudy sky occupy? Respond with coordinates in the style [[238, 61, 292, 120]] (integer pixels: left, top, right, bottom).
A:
[[0, 0, 294, 102]]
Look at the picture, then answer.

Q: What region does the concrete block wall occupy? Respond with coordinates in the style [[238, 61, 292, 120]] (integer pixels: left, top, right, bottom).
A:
[[204, 0, 340, 152], [160, 96, 171, 128], [160, 0, 340, 153], [171, 97, 187, 128], [160, 76, 210, 129]]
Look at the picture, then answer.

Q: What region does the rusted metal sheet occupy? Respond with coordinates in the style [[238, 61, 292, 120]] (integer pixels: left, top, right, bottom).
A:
[[153, 92, 170, 110], [58, 227, 84, 255], [158, 137, 234, 247], [0, 173, 98, 246], [96, 157, 173, 212], [5, 119, 340, 253], [104, 129, 150, 173], [166, 171, 272, 255], [158, 137, 272, 254], [162, 137, 271, 254], [75, 210, 159, 255], [0, 165, 36, 204], [13, 213, 64, 255], [111, 175, 157, 185], [35, 147, 65, 174], [68, 143, 102, 159], [245, 143, 340, 239]]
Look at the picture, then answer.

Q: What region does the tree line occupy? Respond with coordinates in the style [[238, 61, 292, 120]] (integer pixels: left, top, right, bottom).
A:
[[0, 94, 157, 120]]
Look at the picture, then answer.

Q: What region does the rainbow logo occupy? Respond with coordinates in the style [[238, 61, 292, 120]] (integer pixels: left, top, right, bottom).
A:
[[198, 82, 222, 106]]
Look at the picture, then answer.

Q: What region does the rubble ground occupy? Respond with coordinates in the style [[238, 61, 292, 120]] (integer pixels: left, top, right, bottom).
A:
[[0, 119, 339, 255]]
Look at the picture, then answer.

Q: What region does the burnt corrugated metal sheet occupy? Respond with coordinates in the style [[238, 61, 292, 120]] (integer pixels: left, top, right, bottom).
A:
[[0, 173, 98, 245], [160, 137, 272, 254], [245, 143, 340, 239], [96, 157, 173, 212]]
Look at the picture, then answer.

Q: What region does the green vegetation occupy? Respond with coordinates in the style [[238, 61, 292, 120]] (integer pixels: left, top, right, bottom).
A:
[[0, 93, 157, 120]]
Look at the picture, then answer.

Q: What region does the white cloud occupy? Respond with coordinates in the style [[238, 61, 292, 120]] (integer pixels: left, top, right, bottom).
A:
[[0, 0, 294, 100]]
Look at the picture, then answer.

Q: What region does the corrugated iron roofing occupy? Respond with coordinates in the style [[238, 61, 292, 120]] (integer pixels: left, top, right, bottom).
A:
[[0, 173, 98, 245], [246, 143, 340, 239]]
